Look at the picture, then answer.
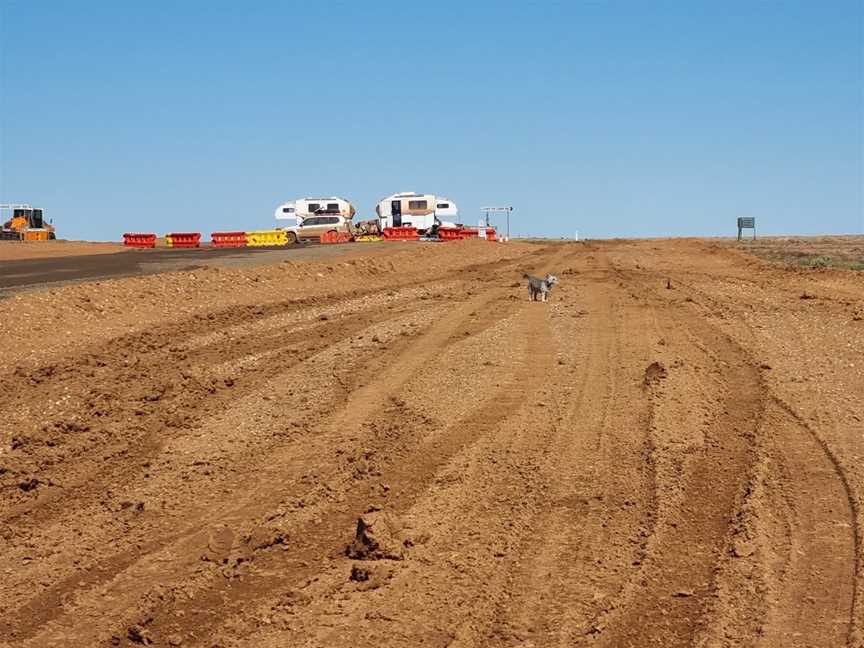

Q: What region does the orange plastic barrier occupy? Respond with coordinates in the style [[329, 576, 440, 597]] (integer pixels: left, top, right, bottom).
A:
[[438, 227, 497, 241], [123, 233, 157, 248], [210, 231, 247, 248], [166, 232, 201, 248], [320, 231, 353, 244], [382, 226, 419, 241]]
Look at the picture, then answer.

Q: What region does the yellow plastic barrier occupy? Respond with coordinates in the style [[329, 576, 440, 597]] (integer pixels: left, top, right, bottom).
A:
[[355, 235, 382, 242], [245, 230, 288, 247]]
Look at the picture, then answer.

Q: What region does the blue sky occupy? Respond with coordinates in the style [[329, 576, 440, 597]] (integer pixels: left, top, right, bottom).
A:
[[1, 1, 861, 240]]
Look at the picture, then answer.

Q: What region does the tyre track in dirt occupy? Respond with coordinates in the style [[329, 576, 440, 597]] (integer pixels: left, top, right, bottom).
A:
[[0, 290, 443, 641], [578, 265, 764, 647], [478, 255, 662, 646], [2, 246, 564, 647], [229, 267, 561, 648], [654, 268, 860, 645], [0, 298, 446, 637], [1, 248, 539, 541], [116, 249, 565, 648], [749, 398, 858, 647]]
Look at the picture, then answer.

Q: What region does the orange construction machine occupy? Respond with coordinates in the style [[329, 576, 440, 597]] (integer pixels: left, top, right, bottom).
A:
[[0, 204, 56, 241]]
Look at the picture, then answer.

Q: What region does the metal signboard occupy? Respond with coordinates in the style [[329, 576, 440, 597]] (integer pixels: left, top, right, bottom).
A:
[[737, 217, 756, 241]]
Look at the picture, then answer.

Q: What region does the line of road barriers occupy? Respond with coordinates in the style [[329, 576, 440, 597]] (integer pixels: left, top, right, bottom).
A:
[[122, 226, 500, 249]]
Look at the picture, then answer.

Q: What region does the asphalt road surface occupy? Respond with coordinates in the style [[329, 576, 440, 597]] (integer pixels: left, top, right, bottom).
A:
[[0, 244, 380, 294]]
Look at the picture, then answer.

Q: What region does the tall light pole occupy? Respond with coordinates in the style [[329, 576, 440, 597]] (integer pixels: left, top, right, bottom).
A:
[[480, 206, 513, 238]]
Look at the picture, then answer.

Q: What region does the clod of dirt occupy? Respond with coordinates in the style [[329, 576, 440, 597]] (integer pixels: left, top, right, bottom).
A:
[[732, 538, 756, 558], [350, 565, 370, 581], [127, 625, 152, 644], [672, 589, 694, 597], [18, 478, 40, 492], [800, 292, 817, 300], [643, 361, 667, 386], [346, 511, 406, 560], [167, 634, 183, 646], [666, 278, 673, 289], [203, 525, 235, 563], [245, 524, 288, 551], [350, 563, 394, 590]]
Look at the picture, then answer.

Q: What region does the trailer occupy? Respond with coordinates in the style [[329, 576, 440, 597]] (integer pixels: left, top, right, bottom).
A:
[[275, 197, 356, 227], [375, 192, 458, 233]]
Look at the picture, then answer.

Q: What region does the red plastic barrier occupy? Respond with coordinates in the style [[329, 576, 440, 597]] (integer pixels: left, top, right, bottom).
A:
[[123, 233, 156, 248], [167, 232, 201, 248], [211, 231, 247, 248], [320, 231, 354, 244], [382, 226, 419, 241], [438, 227, 496, 241]]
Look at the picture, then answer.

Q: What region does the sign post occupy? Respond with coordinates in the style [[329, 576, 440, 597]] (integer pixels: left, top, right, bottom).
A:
[[737, 217, 756, 241], [481, 206, 514, 239]]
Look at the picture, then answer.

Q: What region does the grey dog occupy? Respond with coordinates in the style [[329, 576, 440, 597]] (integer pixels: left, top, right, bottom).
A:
[[523, 273, 559, 302]]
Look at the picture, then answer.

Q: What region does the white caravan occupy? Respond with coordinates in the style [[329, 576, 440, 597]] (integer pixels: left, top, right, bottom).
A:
[[275, 197, 356, 227], [375, 192, 458, 232]]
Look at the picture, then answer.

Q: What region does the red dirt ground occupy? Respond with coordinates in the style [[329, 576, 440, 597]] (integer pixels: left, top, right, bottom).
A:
[[0, 238, 861, 647]]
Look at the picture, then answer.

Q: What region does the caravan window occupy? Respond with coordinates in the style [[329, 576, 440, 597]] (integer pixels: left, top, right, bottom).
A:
[[326, 203, 339, 212], [308, 203, 321, 213], [408, 200, 428, 210], [436, 203, 449, 209], [282, 207, 294, 213]]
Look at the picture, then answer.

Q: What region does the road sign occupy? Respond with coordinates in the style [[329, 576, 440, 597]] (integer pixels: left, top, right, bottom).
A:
[[737, 217, 756, 241], [481, 206, 513, 237]]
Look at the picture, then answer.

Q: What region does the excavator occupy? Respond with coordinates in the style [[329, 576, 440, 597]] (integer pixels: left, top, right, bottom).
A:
[[0, 204, 56, 240]]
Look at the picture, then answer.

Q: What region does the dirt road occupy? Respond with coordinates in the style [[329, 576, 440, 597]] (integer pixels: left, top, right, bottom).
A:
[[1, 239, 861, 647]]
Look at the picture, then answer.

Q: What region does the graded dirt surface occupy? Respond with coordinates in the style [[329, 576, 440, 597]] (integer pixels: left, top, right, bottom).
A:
[[0, 240, 126, 261], [0, 238, 861, 647]]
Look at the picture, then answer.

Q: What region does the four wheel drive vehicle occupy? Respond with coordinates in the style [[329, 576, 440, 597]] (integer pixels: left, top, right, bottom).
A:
[[280, 215, 354, 244]]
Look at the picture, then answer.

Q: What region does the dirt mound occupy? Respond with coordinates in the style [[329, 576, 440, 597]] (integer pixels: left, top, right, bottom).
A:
[[643, 360, 667, 386], [345, 511, 406, 561]]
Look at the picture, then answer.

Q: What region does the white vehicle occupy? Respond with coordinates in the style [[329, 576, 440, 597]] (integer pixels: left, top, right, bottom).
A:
[[375, 192, 458, 232], [281, 214, 354, 244], [275, 197, 356, 227]]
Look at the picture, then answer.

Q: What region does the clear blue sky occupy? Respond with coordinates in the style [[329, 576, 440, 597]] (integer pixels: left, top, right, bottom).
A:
[[1, 1, 862, 240]]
